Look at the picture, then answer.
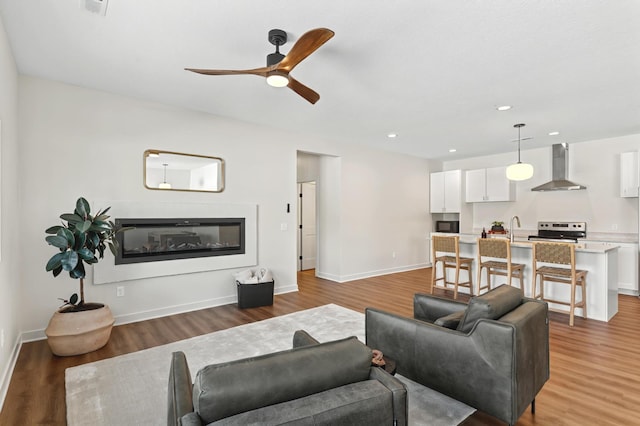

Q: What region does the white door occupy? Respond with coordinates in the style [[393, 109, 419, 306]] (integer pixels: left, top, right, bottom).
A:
[[298, 182, 317, 270]]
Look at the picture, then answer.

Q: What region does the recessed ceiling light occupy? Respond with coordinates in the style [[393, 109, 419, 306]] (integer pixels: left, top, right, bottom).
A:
[[496, 105, 512, 111], [548, 131, 560, 136], [449, 149, 457, 153], [387, 133, 397, 138]]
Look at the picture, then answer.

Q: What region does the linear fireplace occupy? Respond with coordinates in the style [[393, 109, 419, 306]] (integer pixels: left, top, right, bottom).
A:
[[114, 217, 245, 265]]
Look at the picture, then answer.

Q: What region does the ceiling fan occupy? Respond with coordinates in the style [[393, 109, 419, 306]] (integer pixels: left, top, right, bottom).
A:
[[185, 28, 334, 104]]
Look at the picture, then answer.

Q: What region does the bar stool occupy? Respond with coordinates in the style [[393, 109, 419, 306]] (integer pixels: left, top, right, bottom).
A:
[[532, 241, 587, 326], [430, 235, 473, 299], [477, 238, 525, 295]]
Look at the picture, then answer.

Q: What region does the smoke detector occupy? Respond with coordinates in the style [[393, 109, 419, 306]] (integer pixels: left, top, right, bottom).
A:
[[81, 0, 109, 16]]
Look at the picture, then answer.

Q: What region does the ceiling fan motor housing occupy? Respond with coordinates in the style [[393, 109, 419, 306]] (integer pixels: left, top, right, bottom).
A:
[[267, 29, 287, 66]]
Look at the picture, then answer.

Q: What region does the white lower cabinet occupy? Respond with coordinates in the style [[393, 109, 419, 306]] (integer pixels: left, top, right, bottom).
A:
[[616, 243, 639, 294], [586, 241, 638, 295]]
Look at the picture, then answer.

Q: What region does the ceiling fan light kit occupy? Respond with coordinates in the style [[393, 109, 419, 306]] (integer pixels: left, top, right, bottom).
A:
[[266, 71, 289, 87], [185, 28, 334, 104], [506, 123, 534, 181]]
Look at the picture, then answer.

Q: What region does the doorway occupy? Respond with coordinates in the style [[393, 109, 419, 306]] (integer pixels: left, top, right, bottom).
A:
[[297, 181, 317, 271]]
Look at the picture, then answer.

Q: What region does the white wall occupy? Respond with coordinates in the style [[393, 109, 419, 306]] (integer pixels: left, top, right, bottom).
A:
[[297, 149, 431, 282], [17, 76, 433, 339], [18, 76, 299, 336], [0, 15, 20, 408], [444, 135, 640, 236]]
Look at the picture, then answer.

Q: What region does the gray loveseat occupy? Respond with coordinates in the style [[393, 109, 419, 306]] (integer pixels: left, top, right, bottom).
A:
[[365, 285, 549, 426], [167, 331, 407, 426]]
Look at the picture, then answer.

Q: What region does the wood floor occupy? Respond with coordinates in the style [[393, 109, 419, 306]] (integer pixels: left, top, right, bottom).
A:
[[2, 268, 640, 425]]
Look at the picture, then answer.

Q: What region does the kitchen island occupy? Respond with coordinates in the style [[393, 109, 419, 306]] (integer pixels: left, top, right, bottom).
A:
[[432, 233, 619, 322]]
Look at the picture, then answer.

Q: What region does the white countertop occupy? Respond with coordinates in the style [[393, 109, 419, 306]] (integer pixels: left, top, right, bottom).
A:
[[432, 232, 620, 253]]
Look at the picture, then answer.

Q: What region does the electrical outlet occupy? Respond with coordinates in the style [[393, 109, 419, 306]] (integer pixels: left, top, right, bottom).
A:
[[392, 251, 396, 258], [611, 224, 618, 231], [116, 286, 125, 297]]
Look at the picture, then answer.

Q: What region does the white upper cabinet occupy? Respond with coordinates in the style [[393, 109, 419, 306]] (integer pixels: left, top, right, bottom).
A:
[[465, 166, 515, 202], [620, 151, 639, 198], [430, 170, 462, 213]]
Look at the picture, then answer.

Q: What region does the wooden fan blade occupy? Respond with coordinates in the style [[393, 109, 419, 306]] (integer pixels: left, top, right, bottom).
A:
[[185, 66, 271, 77], [288, 77, 320, 104], [277, 28, 334, 73]]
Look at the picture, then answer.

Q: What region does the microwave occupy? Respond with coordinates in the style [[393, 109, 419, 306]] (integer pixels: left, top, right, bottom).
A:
[[435, 220, 459, 233]]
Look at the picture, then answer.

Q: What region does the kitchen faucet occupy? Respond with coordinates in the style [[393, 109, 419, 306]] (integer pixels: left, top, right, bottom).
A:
[[510, 215, 521, 243]]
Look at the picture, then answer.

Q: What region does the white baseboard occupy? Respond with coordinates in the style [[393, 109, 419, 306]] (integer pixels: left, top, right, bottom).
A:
[[21, 284, 300, 342], [0, 335, 23, 413], [317, 263, 428, 283]]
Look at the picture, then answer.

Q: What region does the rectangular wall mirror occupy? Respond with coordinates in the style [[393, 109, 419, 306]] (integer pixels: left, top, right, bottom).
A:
[[144, 150, 225, 193]]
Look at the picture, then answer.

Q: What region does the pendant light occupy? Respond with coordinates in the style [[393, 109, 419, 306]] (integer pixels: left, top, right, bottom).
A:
[[506, 123, 534, 181], [159, 163, 172, 189]]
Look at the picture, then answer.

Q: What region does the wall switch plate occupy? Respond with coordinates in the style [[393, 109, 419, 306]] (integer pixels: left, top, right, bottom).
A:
[[280, 223, 288, 231], [116, 286, 125, 297]]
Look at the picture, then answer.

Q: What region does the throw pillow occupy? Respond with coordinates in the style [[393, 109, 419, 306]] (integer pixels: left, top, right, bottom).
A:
[[434, 310, 465, 329], [457, 284, 523, 333]]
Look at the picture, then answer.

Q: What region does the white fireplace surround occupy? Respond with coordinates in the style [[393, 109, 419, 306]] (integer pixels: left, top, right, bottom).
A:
[[92, 201, 257, 284]]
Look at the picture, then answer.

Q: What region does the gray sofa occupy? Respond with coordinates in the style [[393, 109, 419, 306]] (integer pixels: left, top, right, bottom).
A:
[[365, 285, 549, 426], [167, 330, 407, 426]]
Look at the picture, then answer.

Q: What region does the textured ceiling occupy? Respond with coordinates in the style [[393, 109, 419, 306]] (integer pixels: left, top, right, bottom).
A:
[[1, 1, 639, 160]]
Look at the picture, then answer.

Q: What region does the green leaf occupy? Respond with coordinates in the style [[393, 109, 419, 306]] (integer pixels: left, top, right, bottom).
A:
[[77, 247, 95, 261], [108, 240, 119, 257], [76, 220, 92, 233], [46, 235, 69, 250], [89, 221, 112, 232], [53, 266, 63, 277], [46, 252, 65, 272], [60, 213, 83, 224], [88, 233, 100, 250], [69, 294, 79, 305], [70, 262, 85, 279], [75, 197, 90, 218], [73, 232, 86, 251], [60, 250, 79, 271], [45, 225, 64, 234], [59, 228, 75, 246]]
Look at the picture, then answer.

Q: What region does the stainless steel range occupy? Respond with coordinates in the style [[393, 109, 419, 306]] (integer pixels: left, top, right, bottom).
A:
[[528, 221, 586, 243]]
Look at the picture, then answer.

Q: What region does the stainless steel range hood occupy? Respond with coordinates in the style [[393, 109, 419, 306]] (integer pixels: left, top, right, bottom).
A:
[[531, 143, 586, 191]]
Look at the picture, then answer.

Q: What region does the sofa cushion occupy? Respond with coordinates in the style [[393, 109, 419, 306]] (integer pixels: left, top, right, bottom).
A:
[[192, 336, 372, 423], [209, 380, 394, 426], [434, 310, 465, 329], [457, 285, 523, 333]]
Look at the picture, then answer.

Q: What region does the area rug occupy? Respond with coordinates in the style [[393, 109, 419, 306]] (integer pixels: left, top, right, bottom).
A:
[[66, 304, 474, 425]]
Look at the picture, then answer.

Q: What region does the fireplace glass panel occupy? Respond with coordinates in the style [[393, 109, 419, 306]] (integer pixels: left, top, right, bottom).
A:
[[115, 218, 244, 264]]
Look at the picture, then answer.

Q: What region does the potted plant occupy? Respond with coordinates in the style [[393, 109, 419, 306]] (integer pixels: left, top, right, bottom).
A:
[[44, 197, 125, 356], [491, 221, 505, 232]]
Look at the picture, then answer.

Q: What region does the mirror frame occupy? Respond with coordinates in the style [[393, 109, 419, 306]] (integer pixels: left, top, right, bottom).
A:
[[143, 149, 225, 193]]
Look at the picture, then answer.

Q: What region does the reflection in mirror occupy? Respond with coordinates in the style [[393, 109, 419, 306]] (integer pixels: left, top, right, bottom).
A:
[[144, 150, 225, 192]]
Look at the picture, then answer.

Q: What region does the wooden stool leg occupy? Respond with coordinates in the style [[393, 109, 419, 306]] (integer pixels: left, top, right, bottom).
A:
[[453, 266, 459, 299], [583, 282, 587, 319], [468, 265, 473, 296], [430, 261, 437, 294], [569, 281, 576, 327]]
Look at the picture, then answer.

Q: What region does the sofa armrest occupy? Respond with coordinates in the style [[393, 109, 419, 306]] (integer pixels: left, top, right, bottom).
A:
[[178, 412, 203, 426], [168, 351, 195, 426], [368, 367, 408, 426], [413, 293, 467, 323]]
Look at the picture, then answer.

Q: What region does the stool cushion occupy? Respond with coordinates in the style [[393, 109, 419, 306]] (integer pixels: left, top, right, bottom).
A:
[[457, 284, 523, 333], [434, 310, 465, 329]]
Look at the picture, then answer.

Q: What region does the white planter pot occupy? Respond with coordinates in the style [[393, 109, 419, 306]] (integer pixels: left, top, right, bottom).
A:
[[44, 304, 115, 356]]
